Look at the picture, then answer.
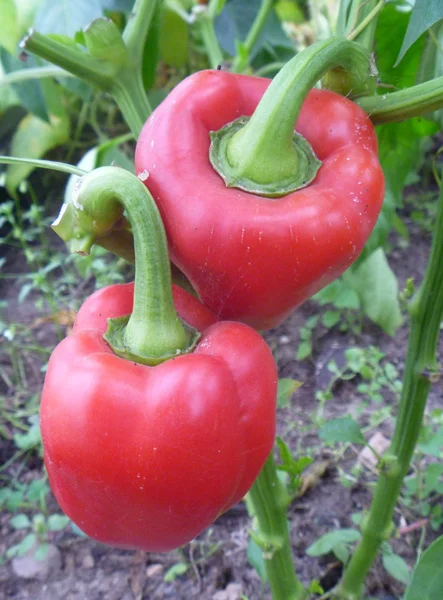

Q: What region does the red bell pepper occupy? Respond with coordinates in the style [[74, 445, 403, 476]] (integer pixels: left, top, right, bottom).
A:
[[43, 167, 277, 552], [135, 39, 385, 329], [41, 282, 276, 552]]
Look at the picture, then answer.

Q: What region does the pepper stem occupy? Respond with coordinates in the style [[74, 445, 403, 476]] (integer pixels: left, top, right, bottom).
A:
[[52, 166, 199, 365], [210, 37, 374, 198]]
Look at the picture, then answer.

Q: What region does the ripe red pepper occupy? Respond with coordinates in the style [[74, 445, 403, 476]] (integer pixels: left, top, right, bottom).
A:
[[135, 41, 384, 329], [43, 167, 277, 552], [41, 283, 276, 552]]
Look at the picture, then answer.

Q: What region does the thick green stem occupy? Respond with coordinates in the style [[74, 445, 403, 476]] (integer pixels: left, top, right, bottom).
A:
[[22, 30, 116, 88], [248, 454, 306, 600], [337, 177, 443, 599], [52, 166, 198, 365], [122, 0, 158, 65], [231, 0, 274, 73], [113, 70, 152, 138], [357, 76, 443, 124], [21, 16, 152, 137], [210, 37, 373, 197]]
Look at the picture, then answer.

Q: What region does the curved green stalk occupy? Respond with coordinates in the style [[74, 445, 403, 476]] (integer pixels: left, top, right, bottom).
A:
[[210, 37, 373, 197], [337, 175, 443, 599], [248, 454, 307, 600], [52, 166, 198, 365]]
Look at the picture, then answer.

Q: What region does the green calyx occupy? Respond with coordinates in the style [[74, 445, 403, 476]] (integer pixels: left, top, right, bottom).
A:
[[210, 117, 321, 198], [210, 37, 374, 198], [103, 315, 199, 366], [53, 166, 199, 366]]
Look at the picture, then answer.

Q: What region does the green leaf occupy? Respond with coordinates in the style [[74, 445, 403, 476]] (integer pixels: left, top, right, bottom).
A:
[[10, 533, 37, 558], [277, 378, 302, 408], [350, 249, 402, 335], [382, 551, 410, 585], [397, 0, 443, 65], [0, 0, 40, 53], [34, 542, 50, 561], [296, 341, 312, 360], [0, 0, 18, 54], [404, 536, 443, 599], [6, 112, 70, 192], [0, 49, 49, 122], [47, 514, 70, 532], [333, 543, 349, 565], [33, 0, 104, 37], [10, 514, 31, 530], [247, 537, 267, 583], [306, 529, 361, 557], [83, 18, 128, 67], [164, 562, 188, 582], [376, 2, 426, 88], [141, 0, 161, 89], [13, 418, 42, 451], [318, 417, 365, 445], [307, 579, 324, 595], [322, 311, 341, 328], [159, 7, 189, 67]]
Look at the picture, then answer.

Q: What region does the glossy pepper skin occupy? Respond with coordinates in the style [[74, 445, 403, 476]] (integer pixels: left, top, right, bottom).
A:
[[135, 70, 385, 330], [41, 283, 277, 552]]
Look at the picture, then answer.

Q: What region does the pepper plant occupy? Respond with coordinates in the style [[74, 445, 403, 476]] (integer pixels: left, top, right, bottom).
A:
[[1, 0, 443, 599]]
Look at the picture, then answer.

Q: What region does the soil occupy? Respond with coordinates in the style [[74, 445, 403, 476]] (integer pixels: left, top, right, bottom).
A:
[[1, 202, 442, 600]]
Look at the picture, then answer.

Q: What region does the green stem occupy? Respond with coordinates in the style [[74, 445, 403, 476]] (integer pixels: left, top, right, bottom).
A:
[[247, 454, 306, 600], [198, 14, 224, 69], [0, 155, 86, 176], [231, 0, 274, 73], [210, 37, 373, 197], [52, 166, 199, 365], [22, 19, 152, 137], [343, 0, 381, 50], [357, 76, 443, 124], [347, 0, 384, 43], [122, 0, 158, 65], [0, 66, 74, 88], [113, 69, 152, 138], [337, 176, 443, 599], [22, 30, 116, 88]]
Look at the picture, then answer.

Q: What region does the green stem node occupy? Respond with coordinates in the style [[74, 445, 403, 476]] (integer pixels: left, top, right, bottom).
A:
[[52, 167, 199, 365], [247, 454, 307, 600], [210, 37, 374, 198]]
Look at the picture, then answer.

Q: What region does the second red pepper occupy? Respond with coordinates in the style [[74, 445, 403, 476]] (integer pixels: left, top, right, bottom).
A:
[[135, 69, 384, 329]]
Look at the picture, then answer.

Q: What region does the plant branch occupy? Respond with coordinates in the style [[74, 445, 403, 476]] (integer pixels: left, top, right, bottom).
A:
[[0, 156, 86, 177], [337, 174, 443, 599], [347, 0, 384, 43], [122, 0, 159, 66], [0, 66, 74, 88], [357, 76, 443, 124]]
